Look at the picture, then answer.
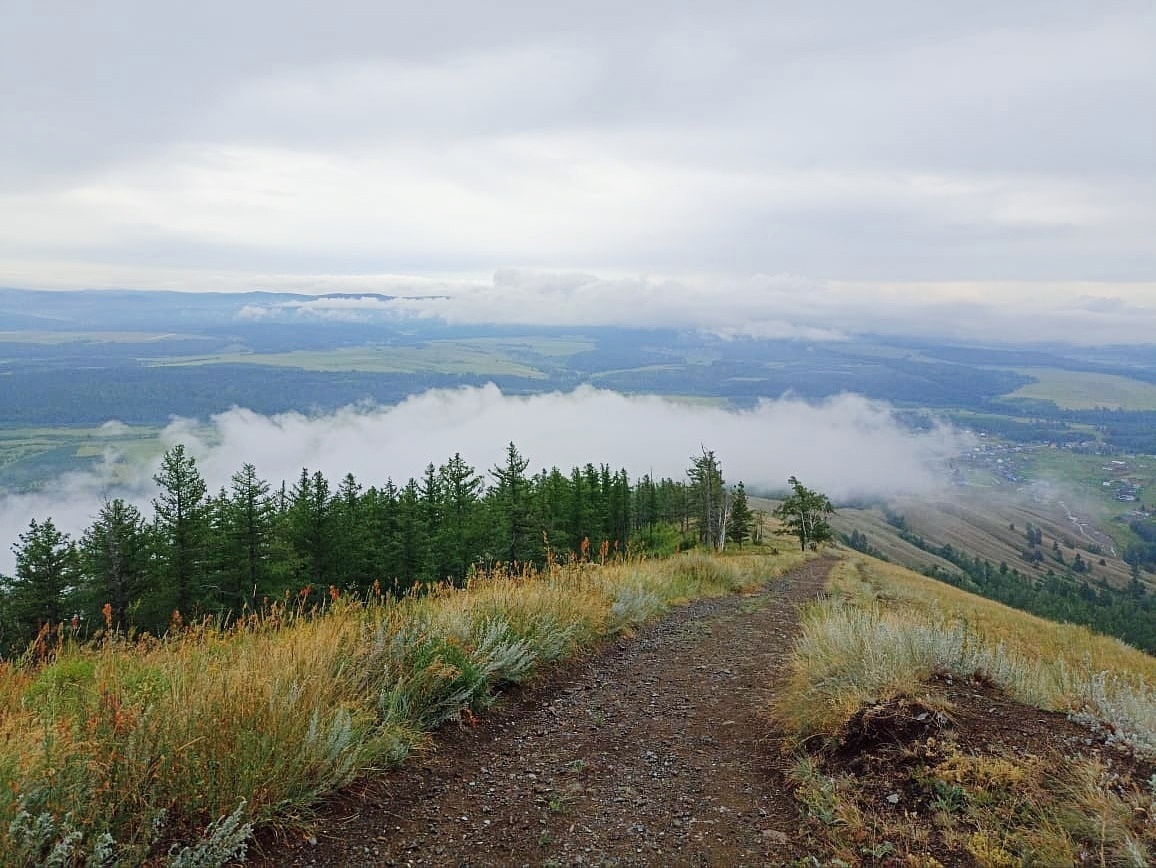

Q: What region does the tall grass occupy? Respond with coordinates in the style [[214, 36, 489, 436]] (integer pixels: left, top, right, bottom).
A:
[[775, 554, 1156, 755], [0, 548, 803, 866], [775, 553, 1156, 866]]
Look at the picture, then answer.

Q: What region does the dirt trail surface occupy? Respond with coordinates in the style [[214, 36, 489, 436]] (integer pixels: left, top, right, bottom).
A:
[[254, 557, 835, 867]]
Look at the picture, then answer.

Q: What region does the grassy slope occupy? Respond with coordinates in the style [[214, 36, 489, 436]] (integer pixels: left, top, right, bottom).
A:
[[829, 491, 1139, 590], [776, 550, 1156, 865], [778, 551, 1156, 736], [0, 548, 806, 866]]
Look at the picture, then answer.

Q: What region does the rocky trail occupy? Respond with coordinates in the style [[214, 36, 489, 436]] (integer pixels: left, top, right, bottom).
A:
[[254, 557, 835, 867]]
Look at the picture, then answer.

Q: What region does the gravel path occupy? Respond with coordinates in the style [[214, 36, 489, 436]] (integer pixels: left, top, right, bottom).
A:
[[256, 556, 835, 867]]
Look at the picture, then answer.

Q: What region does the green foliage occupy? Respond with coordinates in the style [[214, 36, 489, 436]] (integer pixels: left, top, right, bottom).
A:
[[0, 442, 728, 647], [80, 499, 151, 633], [726, 482, 754, 549], [165, 802, 252, 868], [212, 464, 277, 614], [489, 442, 537, 567], [4, 518, 79, 654], [773, 477, 836, 552], [686, 449, 727, 550], [152, 446, 210, 619], [842, 529, 885, 559]]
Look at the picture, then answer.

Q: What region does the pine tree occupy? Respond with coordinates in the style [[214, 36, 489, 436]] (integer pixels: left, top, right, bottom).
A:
[[79, 498, 150, 631], [687, 449, 728, 550], [8, 518, 79, 647], [211, 463, 278, 613], [396, 478, 427, 584], [365, 479, 403, 592], [331, 472, 370, 592], [153, 445, 210, 619], [418, 463, 442, 580], [726, 482, 755, 549], [773, 476, 835, 552], [287, 469, 332, 588], [438, 454, 484, 582], [489, 442, 537, 567]]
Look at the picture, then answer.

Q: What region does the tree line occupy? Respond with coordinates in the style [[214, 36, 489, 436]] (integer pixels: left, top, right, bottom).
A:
[[0, 443, 759, 656]]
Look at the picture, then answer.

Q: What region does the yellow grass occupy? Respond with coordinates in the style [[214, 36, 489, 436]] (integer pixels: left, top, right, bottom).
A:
[[0, 548, 805, 866], [777, 554, 1156, 750], [831, 555, 1156, 681]]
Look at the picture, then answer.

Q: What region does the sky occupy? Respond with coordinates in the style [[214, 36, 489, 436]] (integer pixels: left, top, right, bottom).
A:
[[1, 1, 1154, 341]]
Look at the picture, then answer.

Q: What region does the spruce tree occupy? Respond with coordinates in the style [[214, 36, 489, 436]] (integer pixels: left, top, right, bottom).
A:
[[153, 445, 210, 619], [9, 518, 79, 647], [80, 498, 150, 631], [489, 442, 537, 567], [438, 454, 484, 582], [213, 463, 278, 612], [727, 482, 755, 549]]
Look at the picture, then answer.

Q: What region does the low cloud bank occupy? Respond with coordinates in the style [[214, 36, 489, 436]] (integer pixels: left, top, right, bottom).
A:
[[0, 386, 969, 573], [229, 270, 1156, 347]]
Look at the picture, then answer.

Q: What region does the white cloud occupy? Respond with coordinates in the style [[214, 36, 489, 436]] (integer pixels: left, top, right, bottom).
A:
[[326, 270, 1156, 346], [0, 386, 969, 573]]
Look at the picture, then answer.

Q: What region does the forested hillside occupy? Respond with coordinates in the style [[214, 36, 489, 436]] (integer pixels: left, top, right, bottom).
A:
[[0, 445, 754, 656]]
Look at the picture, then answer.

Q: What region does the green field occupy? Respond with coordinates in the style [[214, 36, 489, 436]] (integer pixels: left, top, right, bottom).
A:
[[1004, 368, 1156, 410], [147, 342, 549, 378], [0, 425, 163, 490]]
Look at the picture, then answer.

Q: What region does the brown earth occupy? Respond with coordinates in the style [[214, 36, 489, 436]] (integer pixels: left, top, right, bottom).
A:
[[250, 555, 1151, 867], [816, 673, 1156, 865]]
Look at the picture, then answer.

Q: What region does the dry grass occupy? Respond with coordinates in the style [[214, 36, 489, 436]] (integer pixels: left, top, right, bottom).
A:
[[775, 551, 1156, 865], [0, 548, 804, 866], [776, 554, 1156, 750]]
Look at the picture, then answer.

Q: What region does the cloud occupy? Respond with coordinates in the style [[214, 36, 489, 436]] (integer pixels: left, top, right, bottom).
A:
[[236, 295, 401, 322], [353, 270, 1156, 346], [0, 2, 1153, 285], [0, 451, 160, 577], [0, 385, 969, 573]]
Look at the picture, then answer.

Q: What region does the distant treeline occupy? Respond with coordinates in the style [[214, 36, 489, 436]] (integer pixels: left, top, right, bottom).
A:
[[1071, 409, 1156, 454], [883, 511, 1156, 654], [0, 365, 546, 425], [1127, 518, 1156, 573], [0, 444, 756, 657]]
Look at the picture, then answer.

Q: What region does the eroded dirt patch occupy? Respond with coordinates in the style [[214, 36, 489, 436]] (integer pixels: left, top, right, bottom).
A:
[[252, 557, 835, 867], [797, 673, 1156, 865]]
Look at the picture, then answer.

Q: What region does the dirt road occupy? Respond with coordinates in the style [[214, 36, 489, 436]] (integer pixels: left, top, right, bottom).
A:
[[257, 557, 834, 867]]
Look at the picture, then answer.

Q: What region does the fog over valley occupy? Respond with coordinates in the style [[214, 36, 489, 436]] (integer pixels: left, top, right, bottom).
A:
[[0, 386, 968, 574]]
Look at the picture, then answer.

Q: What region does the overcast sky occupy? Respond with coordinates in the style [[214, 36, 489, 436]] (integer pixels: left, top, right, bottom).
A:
[[1, 1, 1153, 341]]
